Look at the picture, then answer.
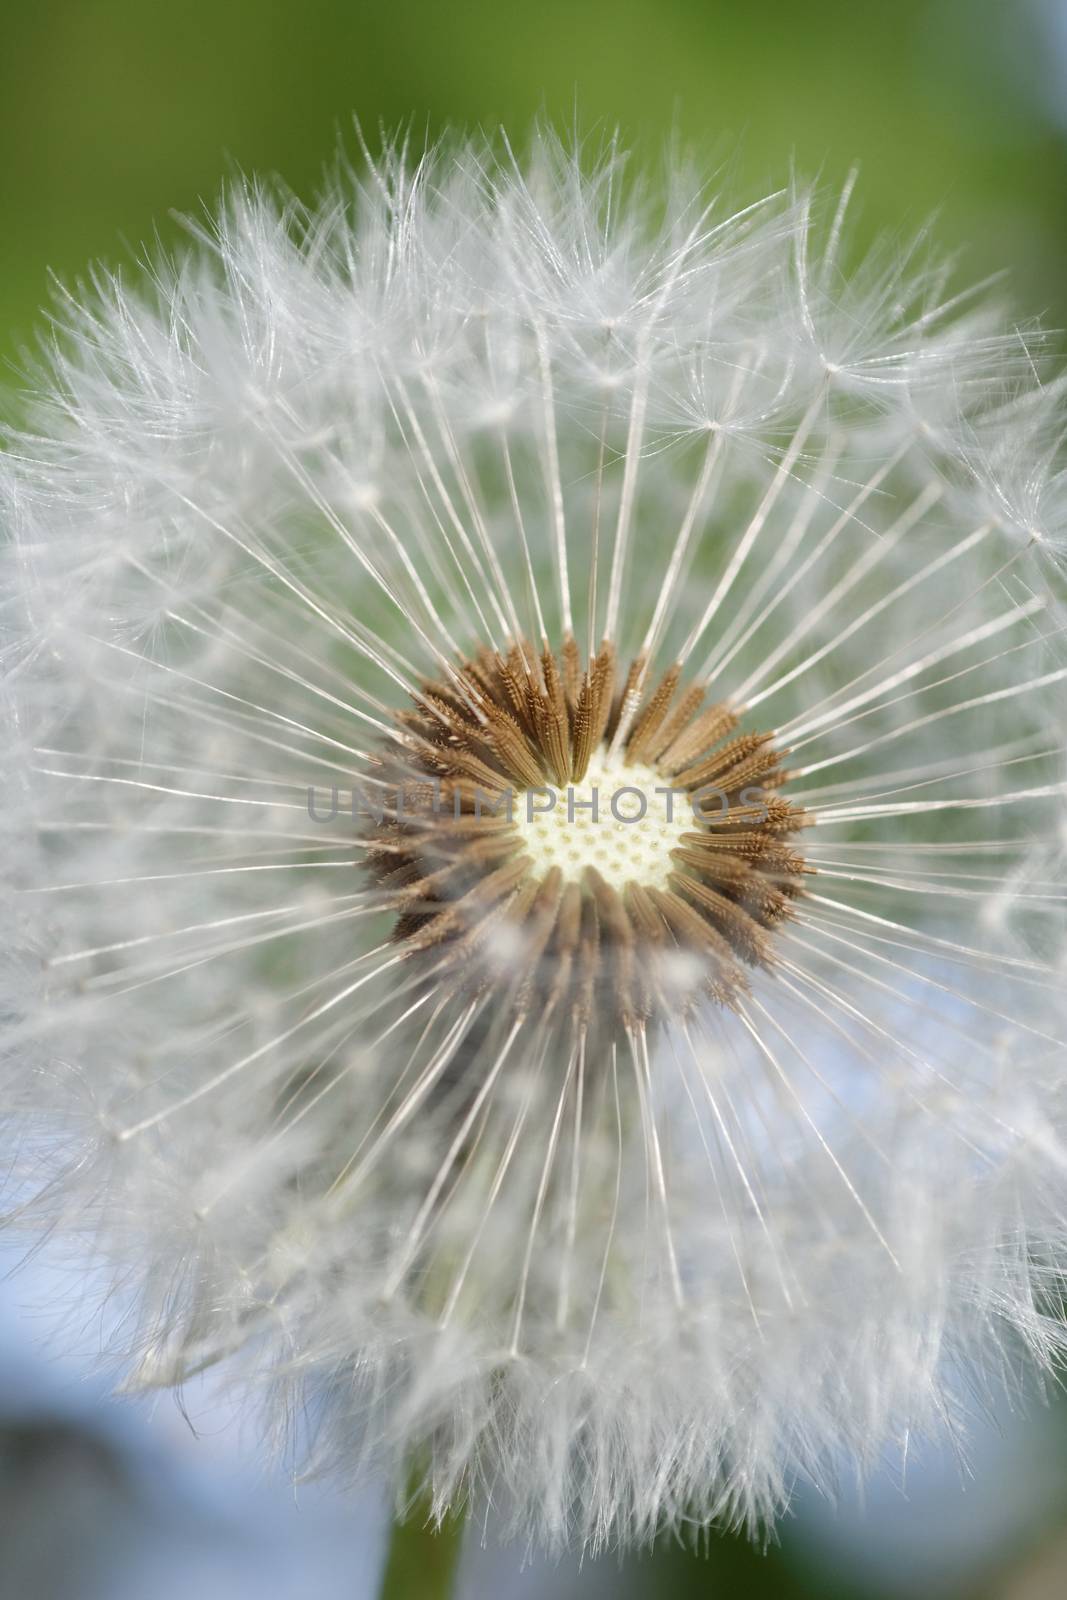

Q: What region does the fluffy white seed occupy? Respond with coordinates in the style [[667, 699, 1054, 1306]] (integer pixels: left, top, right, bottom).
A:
[[2, 129, 1067, 1551]]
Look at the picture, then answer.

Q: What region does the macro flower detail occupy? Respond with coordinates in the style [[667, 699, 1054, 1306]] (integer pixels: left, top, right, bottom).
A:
[[366, 640, 809, 1024], [2, 131, 1067, 1551]]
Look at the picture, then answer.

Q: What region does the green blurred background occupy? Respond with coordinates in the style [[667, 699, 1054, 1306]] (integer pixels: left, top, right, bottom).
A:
[[3, 0, 1067, 373], [2, 2, 1067, 1596]]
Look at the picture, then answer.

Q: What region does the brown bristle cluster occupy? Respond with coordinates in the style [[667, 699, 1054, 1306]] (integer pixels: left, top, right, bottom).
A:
[[364, 638, 812, 1028]]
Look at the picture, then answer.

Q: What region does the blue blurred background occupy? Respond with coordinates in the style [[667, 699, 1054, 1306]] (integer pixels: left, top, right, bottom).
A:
[[3, 2, 1067, 1595]]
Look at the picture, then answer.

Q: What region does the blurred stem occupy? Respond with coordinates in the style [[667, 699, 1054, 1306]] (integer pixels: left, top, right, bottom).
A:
[[379, 1490, 466, 1600]]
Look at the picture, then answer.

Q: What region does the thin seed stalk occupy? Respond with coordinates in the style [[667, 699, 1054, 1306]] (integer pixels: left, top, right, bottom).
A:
[[378, 1490, 466, 1600]]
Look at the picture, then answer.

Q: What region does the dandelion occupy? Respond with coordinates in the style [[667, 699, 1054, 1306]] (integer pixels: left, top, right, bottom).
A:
[[2, 129, 1067, 1556]]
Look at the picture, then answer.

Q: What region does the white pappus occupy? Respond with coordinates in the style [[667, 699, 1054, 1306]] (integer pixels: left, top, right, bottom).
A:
[[2, 129, 1067, 1551]]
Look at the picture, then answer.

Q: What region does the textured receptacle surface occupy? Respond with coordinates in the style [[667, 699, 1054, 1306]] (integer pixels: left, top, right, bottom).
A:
[[365, 640, 810, 1024]]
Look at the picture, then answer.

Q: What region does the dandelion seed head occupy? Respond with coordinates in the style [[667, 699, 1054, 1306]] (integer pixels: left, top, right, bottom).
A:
[[2, 126, 1067, 1552]]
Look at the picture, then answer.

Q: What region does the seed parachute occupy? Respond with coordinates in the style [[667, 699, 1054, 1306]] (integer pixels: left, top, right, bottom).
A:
[[2, 130, 1067, 1549]]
